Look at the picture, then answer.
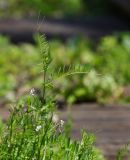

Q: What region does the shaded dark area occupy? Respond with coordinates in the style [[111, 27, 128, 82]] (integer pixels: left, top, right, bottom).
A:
[[0, 17, 130, 43], [110, 0, 130, 18]]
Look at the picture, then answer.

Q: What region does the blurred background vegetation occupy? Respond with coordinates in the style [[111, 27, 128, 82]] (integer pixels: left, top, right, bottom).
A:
[[0, 34, 130, 105], [0, 0, 120, 18]]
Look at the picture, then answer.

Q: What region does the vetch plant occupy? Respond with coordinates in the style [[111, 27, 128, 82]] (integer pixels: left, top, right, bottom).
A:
[[36, 34, 90, 104], [0, 34, 104, 159]]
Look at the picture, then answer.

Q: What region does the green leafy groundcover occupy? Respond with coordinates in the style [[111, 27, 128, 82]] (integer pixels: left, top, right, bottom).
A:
[[0, 96, 104, 159], [0, 34, 130, 104], [0, 0, 110, 18], [0, 0, 83, 17], [0, 95, 104, 160], [0, 35, 104, 160]]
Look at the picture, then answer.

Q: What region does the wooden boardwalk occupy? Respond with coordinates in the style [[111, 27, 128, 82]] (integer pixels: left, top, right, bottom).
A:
[[1, 103, 130, 159], [59, 103, 130, 159], [0, 18, 130, 43]]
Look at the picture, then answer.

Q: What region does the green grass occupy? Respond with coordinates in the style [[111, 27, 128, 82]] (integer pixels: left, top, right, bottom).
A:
[[116, 142, 130, 160]]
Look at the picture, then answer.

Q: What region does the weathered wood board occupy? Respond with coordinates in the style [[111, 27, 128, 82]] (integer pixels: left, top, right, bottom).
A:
[[0, 18, 130, 43], [59, 103, 130, 159]]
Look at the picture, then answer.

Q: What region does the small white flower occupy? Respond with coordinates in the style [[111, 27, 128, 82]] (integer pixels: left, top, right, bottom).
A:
[[60, 120, 64, 127], [58, 120, 65, 133], [30, 88, 35, 96], [35, 125, 42, 132]]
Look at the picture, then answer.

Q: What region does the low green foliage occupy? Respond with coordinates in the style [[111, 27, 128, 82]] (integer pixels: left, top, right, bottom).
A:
[[0, 118, 4, 135], [0, 34, 130, 104], [96, 35, 130, 85], [0, 96, 104, 159], [40, 35, 130, 104], [116, 142, 130, 160], [0, 0, 110, 18], [0, 0, 83, 18], [0, 34, 104, 160], [0, 36, 39, 101]]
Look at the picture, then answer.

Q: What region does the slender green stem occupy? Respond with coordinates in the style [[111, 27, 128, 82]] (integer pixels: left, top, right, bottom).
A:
[[42, 69, 46, 104]]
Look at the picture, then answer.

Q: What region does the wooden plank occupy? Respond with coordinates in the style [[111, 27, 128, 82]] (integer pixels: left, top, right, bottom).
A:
[[0, 18, 130, 43], [59, 104, 130, 159]]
